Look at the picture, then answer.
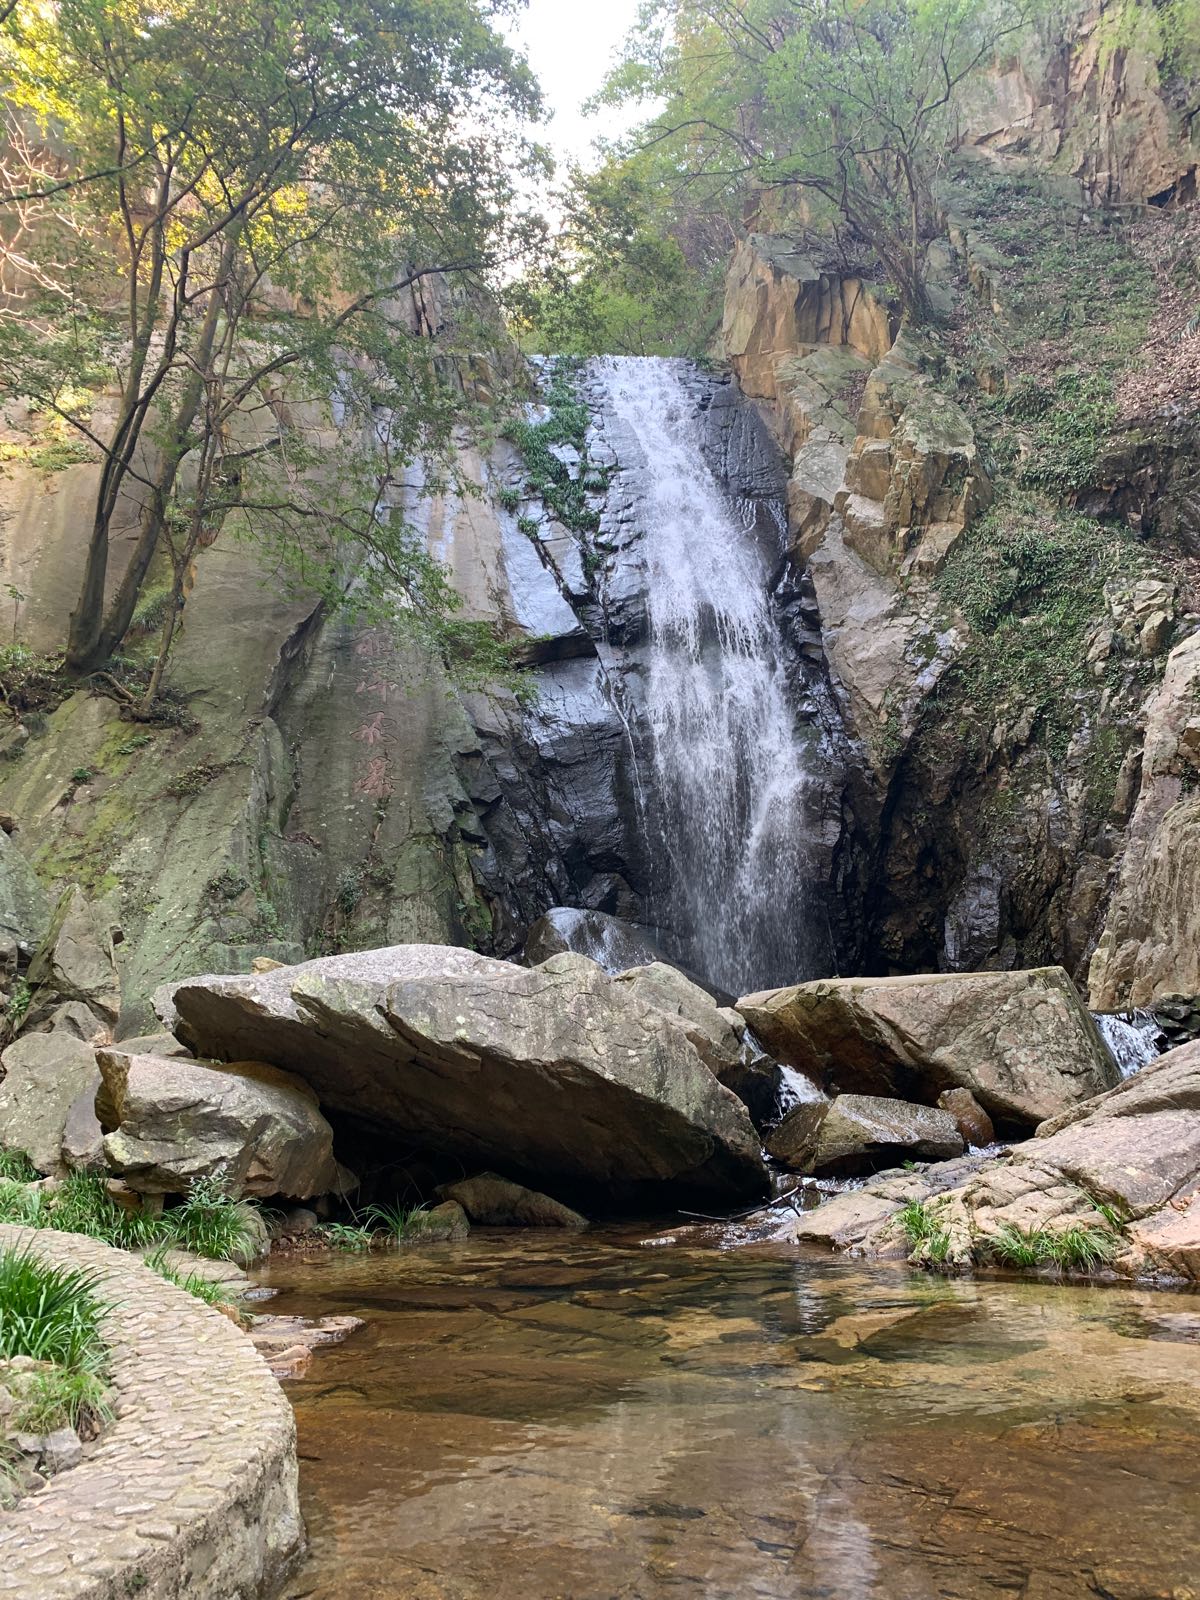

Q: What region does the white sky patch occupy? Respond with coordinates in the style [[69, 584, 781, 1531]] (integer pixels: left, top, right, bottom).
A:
[[504, 0, 653, 173]]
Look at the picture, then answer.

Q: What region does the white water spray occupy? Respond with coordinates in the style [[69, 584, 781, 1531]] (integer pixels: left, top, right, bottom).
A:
[[594, 357, 815, 994]]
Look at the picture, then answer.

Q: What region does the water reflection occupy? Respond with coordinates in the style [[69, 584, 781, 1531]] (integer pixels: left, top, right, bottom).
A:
[[261, 1230, 1200, 1599]]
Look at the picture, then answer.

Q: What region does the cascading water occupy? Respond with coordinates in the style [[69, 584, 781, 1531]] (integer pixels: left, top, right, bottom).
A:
[[592, 357, 817, 995], [1093, 1010, 1167, 1079]]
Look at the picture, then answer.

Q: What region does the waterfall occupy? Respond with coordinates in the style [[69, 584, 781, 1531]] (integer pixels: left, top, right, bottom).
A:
[[1093, 1011, 1166, 1079], [592, 357, 816, 996]]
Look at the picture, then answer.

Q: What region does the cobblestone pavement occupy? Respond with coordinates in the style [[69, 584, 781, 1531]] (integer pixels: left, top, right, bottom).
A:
[[0, 1225, 303, 1599]]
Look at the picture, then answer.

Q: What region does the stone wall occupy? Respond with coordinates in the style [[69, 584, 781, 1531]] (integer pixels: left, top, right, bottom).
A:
[[0, 1226, 302, 1599]]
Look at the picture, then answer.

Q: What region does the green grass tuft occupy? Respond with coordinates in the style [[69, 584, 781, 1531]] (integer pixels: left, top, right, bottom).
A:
[[0, 1247, 107, 1371], [362, 1200, 428, 1243], [162, 1175, 255, 1262]]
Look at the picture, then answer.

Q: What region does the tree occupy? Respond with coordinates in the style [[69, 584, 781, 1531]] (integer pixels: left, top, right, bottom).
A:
[[0, 0, 543, 691], [599, 0, 1041, 321], [513, 162, 728, 357]]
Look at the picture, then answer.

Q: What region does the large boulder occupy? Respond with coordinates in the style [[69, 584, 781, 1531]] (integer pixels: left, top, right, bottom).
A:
[[96, 1049, 341, 1199], [26, 886, 121, 1028], [438, 1173, 588, 1229], [737, 967, 1117, 1128], [766, 1093, 964, 1176], [524, 909, 729, 1000], [0, 1031, 100, 1174], [779, 1039, 1200, 1281], [167, 945, 767, 1202], [612, 962, 742, 1075]]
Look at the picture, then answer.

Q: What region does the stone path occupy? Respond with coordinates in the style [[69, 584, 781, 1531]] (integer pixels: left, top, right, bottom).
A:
[[0, 1225, 303, 1599]]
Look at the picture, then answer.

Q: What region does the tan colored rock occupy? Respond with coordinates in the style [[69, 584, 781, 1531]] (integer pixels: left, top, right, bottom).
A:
[[612, 961, 742, 1074], [937, 1087, 995, 1148], [722, 235, 895, 406], [97, 1050, 340, 1199], [766, 1093, 963, 1176], [738, 967, 1117, 1128], [780, 1040, 1200, 1282], [0, 1031, 99, 1175], [437, 1173, 586, 1230], [1090, 632, 1200, 1008]]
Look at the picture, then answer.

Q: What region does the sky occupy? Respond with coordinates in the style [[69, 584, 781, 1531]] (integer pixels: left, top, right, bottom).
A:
[[503, 0, 651, 171]]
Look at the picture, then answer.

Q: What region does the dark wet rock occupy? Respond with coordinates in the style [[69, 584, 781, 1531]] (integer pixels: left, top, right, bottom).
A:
[[0, 1030, 100, 1175], [737, 967, 1117, 1128], [96, 1049, 340, 1200], [766, 1093, 964, 1176], [937, 1087, 995, 1148], [525, 908, 669, 973], [167, 945, 767, 1203], [438, 1173, 587, 1230]]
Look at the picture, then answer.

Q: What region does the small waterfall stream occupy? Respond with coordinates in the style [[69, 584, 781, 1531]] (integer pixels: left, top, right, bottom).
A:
[[592, 357, 816, 995], [1093, 1010, 1166, 1078]]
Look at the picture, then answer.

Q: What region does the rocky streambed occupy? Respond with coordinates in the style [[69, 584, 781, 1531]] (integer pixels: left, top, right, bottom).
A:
[[263, 1229, 1200, 1600]]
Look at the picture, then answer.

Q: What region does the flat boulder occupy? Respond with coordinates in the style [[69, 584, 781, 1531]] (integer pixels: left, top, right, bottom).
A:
[[168, 945, 766, 1202], [96, 1049, 340, 1199], [737, 967, 1117, 1128], [766, 1093, 964, 1176], [0, 1031, 99, 1174], [438, 1173, 588, 1229]]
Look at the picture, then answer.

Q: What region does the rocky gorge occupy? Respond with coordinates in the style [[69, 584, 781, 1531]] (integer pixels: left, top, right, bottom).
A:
[[0, 0, 1199, 1592]]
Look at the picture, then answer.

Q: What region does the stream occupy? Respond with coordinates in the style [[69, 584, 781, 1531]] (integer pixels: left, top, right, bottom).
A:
[[264, 1230, 1200, 1599]]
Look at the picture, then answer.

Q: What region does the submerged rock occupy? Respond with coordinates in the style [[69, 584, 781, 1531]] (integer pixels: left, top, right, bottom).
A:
[[737, 967, 1116, 1128], [168, 945, 767, 1202], [767, 1093, 964, 1176], [438, 1173, 588, 1229], [96, 1049, 340, 1200]]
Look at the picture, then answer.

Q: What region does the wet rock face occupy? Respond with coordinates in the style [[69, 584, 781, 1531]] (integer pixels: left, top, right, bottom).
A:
[[96, 1049, 340, 1199], [167, 945, 768, 1204], [737, 967, 1118, 1129]]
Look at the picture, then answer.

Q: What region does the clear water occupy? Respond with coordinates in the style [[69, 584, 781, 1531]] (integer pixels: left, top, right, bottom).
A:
[[594, 358, 813, 996], [267, 1230, 1200, 1600]]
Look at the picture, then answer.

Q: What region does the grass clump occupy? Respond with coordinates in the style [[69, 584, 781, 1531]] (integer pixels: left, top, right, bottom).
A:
[[0, 1177, 49, 1228], [898, 1199, 953, 1264], [362, 1200, 428, 1243], [160, 1175, 255, 1262], [45, 1173, 162, 1251], [0, 1151, 37, 1184], [319, 1220, 375, 1252], [0, 1247, 112, 1442], [985, 1221, 1117, 1273], [0, 1247, 106, 1371], [144, 1247, 245, 1321]]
